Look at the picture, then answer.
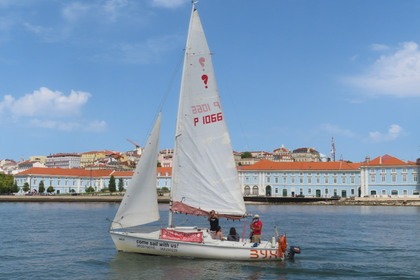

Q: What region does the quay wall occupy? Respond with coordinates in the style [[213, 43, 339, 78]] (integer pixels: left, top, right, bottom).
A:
[[1, 195, 419, 206]]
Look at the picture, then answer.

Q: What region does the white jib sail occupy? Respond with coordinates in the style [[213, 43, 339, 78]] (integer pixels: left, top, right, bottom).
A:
[[112, 114, 161, 229], [171, 7, 246, 217]]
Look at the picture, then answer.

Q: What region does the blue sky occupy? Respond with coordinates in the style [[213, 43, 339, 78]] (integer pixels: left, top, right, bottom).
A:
[[0, 0, 419, 163]]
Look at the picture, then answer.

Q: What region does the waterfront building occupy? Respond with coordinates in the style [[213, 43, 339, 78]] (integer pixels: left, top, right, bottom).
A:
[[239, 159, 361, 198], [360, 155, 419, 197], [14, 167, 171, 194], [13, 154, 419, 198]]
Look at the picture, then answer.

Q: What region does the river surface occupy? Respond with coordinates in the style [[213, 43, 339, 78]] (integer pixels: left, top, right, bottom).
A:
[[0, 203, 418, 280]]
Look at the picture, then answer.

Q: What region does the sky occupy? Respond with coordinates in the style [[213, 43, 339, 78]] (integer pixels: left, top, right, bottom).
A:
[[0, 0, 419, 163]]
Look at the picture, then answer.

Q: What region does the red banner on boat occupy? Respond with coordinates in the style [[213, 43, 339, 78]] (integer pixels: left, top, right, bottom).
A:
[[160, 229, 203, 243]]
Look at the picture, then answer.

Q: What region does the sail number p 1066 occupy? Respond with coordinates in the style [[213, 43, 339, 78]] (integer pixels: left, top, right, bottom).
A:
[[191, 102, 223, 126]]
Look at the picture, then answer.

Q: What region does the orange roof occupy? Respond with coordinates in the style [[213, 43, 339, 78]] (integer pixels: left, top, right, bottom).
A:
[[239, 159, 361, 171], [16, 167, 173, 178], [365, 154, 414, 166], [17, 167, 115, 177], [157, 167, 172, 176]]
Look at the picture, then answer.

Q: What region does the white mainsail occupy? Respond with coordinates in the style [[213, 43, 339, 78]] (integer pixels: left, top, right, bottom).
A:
[[112, 113, 161, 229], [171, 7, 246, 218]]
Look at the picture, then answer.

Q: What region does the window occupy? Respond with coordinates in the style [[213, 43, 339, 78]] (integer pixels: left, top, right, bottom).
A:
[[381, 175, 386, 182], [402, 174, 407, 182], [370, 175, 375, 182], [252, 186, 259, 195], [391, 190, 398, 196], [382, 190, 386, 195], [325, 177, 329, 184], [308, 188, 312, 194], [308, 177, 312, 184], [244, 186, 250, 195], [392, 174, 396, 182], [403, 190, 408, 196], [351, 189, 355, 195], [325, 188, 329, 195], [266, 177, 270, 183], [370, 190, 377, 195]]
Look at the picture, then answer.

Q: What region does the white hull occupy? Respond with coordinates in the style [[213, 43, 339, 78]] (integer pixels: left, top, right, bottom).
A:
[[110, 227, 285, 261]]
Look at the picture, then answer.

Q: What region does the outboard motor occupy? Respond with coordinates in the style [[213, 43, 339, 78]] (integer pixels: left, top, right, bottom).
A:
[[286, 246, 301, 260]]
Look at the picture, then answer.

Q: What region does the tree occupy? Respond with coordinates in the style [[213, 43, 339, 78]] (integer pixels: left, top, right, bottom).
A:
[[118, 178, 124, 192], [23, 182, 30, 192], [0, 173, 14, 194], [11, 182, 19, 193], [38, 180, 45, 193], [86, 186, 95, 193], [47, 186, 55, 194], [108, 175, 116, 194], [241, 152, 252, 159]]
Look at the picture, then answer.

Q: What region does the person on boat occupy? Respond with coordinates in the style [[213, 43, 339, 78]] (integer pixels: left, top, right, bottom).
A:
[[214, 225, 224, 240], [250, 214, 263, 243], [208, 210, 219, 237], [227, 227, 240, 242]]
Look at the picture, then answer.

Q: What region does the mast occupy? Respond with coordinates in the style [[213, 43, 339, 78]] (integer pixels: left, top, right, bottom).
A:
[[168, 3, 197, 228]]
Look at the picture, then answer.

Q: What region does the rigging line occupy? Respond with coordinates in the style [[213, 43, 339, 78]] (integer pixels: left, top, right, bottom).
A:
[[140, 51, 184, 146], [157, 51, 184, 115]]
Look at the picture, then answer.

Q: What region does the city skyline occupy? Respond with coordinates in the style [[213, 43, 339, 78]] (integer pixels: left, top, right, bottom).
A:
[[0, 0, 419, 163]]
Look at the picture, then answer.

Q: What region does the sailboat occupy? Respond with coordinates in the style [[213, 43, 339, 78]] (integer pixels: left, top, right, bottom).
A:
[[109, 4, 298, 261]]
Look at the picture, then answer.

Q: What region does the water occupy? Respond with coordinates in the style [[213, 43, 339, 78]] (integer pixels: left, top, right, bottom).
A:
[[0, 203, 418, 280]]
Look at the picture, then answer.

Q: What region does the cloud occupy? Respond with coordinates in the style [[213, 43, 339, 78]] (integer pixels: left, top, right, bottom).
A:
[[344, 42, 420, 97], [369, 124, 403, 142], [0, 87, 106, 132], [0, 87, 90, 117], [151, 0, 188, 9]]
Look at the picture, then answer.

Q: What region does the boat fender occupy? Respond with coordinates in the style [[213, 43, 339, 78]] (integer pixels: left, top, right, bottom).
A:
[[280, 235, 287, 253], [277, 235, 287, 258]]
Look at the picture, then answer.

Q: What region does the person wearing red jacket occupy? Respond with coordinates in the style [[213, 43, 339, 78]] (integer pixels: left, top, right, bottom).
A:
[[250, 214, 263, 243]]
